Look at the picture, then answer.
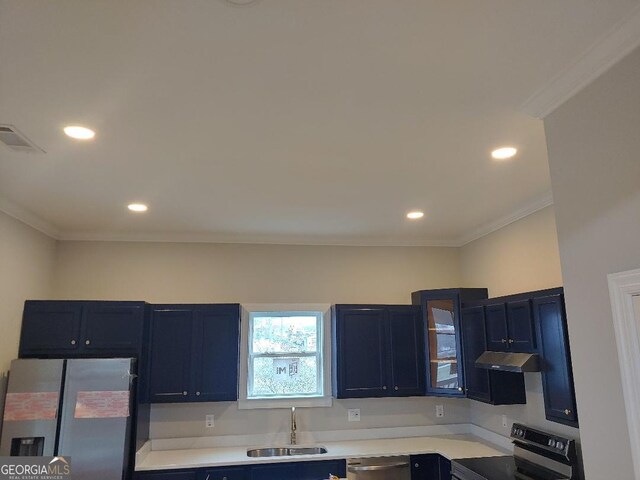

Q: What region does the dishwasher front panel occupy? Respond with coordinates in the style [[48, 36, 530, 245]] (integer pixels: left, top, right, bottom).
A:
[[347, 456, 411, 480]]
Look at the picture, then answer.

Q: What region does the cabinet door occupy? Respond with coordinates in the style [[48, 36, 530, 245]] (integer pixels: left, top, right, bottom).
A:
[[484, 303, 508, 351], [460, 306, 491, 403], [410, 454, 440, 479], [423, 296, 464, 396], [388, 306, 425, 396], [249, 463, 297, 480], [533, 295, 578, 427], [438, 456, 451, 480], [298, 460, 346, 479], [136, 471, 197, 480], [19, 301, 83, 356], [198, 467, 246, 480], [506, 300, 536, 353], [191, 305, 240, 402], [335, 307, 388, 398], [148, 308, 193, 402], [81, 302, 145, 354]]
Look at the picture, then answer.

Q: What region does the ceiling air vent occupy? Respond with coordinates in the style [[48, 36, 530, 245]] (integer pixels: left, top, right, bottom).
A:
[[0, 125, 44, 153]]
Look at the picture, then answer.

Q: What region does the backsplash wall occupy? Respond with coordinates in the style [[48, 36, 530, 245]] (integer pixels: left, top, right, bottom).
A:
[[150, 397, 471, 439]]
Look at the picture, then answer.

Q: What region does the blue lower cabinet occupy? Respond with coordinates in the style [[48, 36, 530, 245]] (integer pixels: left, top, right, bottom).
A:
[[249, 460, 346, 480], [439, 457, 451, 480], [248, 463, 297, 480], [410, 454, 450, 480], [198, 467, 246, 480], [138, 460, 346, 480], [136, 470, 197, 480], [298, 460, 346, 479]]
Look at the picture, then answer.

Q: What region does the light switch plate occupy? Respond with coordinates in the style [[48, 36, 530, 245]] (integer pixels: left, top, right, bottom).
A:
[[436, 405, 444, 418], [347, 408, 361, 422], [206, 414, 215, 428]]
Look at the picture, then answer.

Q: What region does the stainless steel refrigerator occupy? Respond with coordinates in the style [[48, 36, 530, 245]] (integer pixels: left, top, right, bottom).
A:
[[0, 358, 136, 479]]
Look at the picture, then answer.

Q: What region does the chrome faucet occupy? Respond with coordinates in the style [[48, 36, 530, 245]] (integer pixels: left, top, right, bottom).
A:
[[290, 406, 297, 445]]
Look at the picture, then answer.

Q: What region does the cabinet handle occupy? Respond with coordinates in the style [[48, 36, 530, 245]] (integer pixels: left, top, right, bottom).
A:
[[382, 386, 387, 390], [183, 391, 188, 396], [70, 340, 76, 345], [457, 387, 463, 392], [414, 463, 419, 468], [85, 340, 91, 345], [156, 392, 185, 396], [394, 386, 399, 391], [508, 339, 514, 344], [501, 338, 507, 344], [196, 391, 201, 396], [205, 475, 210, 480], [564, 409, 572, 415]]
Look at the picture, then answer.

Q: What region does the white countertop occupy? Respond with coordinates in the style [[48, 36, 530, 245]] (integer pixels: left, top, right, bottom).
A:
[[135, 432, 510, 471]]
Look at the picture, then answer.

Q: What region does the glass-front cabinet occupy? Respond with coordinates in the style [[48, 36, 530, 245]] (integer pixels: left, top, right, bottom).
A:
[[412, 289, 488, 396]]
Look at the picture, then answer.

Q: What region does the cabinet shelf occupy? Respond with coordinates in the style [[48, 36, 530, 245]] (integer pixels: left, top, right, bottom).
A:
[[428, 329, 456, 334]]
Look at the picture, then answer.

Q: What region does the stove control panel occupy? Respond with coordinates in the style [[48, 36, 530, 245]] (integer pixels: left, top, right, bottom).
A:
[[510, 423, 575, 458]]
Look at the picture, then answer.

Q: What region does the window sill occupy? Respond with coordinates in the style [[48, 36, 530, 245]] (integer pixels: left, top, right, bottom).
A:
[[238, 396, 333, 410]]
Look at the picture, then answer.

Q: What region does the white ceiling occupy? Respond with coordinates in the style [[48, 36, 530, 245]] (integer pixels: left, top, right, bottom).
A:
[[1, 0, 639, 246]]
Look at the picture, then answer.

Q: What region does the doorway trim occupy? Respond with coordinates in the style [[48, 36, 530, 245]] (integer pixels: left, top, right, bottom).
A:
[[608, 267, 640, 478]]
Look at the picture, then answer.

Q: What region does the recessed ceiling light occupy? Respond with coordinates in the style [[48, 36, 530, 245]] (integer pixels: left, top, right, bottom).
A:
[[64, 125, 95, 140], [127, 203, 148, 213], [407, 211, 424, 220], [491, 147, 518, 160]]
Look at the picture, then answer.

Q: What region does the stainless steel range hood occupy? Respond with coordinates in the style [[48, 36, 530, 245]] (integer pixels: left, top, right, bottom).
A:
[[475, 351, 540, 373]]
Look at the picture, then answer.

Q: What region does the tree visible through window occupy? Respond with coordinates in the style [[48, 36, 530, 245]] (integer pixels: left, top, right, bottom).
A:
[[248, 311, 323, 398]]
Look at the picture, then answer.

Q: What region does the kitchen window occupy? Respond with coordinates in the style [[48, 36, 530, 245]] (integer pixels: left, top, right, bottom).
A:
[[239, 304, 332, 409]]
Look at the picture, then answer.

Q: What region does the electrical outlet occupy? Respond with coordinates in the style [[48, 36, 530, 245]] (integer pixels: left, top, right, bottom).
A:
[[347, 408, 361, 422], [435, 405, 444, 418], [502, 415, 508, 428], [206, 414, 215, 428]]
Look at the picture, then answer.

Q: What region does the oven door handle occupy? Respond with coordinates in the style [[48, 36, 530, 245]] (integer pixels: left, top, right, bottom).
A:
[[348, 462, 409, 472]]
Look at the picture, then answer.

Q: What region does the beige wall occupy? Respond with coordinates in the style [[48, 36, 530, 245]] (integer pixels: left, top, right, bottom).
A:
[[460, 206, 578, 441], [543, 45, 640, 480], [460, 206, 563, 297], [0, 211, 56, 372], [53, 241, 460, 304], [52, 241, 467, 437]]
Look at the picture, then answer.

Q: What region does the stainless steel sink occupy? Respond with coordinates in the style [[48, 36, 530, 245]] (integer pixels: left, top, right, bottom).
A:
[[289, 446, 328, 456], [246, 446, 327, 458]]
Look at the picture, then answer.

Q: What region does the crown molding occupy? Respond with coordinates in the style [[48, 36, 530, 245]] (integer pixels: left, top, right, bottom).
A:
[[521, 3, 640, 118], [1, 194, 553, 248], [0, 196, 61, 239], [455, 191, 554, 247], [58, 230, 459, 248]]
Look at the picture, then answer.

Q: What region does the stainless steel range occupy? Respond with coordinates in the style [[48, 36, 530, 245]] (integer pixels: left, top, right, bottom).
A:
[[451, 423, 578, 480]]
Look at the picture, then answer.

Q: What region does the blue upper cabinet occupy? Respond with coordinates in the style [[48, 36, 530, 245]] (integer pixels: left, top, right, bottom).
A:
[[148, 304, 240, 403], [460, 306, 526, 405], [411, 289, 488, 397], [506, 300, 536, 353], [484, 300, 536, 353], [148, 308, 194, 402], [191, 306, 240, 402], [333, 305, 424, 398], [533, 294, 578, 427], [460, 306, 491, 403], [19, 300, 145, 358], [387, 307, 426, 396], [484, 303, 509, 351]]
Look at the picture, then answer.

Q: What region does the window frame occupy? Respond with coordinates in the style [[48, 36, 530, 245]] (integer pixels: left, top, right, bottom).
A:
[[248, 310, 323, 399], [239, 304, 333, 409]]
